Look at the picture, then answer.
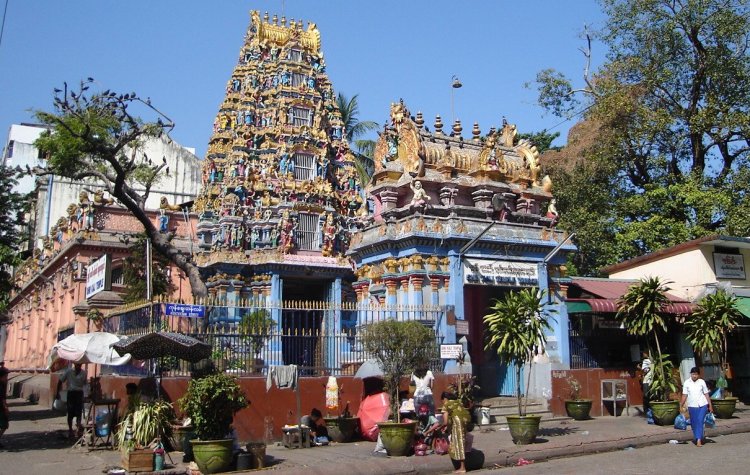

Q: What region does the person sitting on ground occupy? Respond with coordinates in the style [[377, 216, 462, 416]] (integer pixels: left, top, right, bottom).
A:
[[416, 403, 440, 446], [58, 363, 87, 439], [301, 408, 329, 445]]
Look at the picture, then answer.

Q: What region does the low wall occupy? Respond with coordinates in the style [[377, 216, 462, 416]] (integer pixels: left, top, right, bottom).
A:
[[549, 368, 642, 417], [100, 373, 456, 443]]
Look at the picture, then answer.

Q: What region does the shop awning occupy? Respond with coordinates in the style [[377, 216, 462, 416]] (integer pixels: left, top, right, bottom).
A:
[[566, 299, 694, 315], [734, 296, 750, 319]]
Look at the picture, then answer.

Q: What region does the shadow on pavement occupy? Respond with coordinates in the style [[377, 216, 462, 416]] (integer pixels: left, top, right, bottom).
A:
[[538, 426, 577, 437], [8, 408, 62, 422], [1, 429, 74, 452]]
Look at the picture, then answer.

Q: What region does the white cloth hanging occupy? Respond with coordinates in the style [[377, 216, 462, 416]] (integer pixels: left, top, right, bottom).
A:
[[266, 364, 298, 391]]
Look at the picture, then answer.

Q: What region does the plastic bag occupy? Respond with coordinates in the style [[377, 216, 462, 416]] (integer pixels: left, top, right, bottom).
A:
[[414, 442, 429, 456], [717, 375, 728, 389], [711, 388, 722, 399], [433, 436, 449, 455], [674, 413, 688, 430], [705, 412, 716, 429], [646, 408, 654, 425], [52, 397, 67, 412]]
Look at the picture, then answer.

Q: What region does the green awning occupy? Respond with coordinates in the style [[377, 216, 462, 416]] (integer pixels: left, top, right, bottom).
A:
[[734, 296, 750, 319], [566, 301, 593, 313]]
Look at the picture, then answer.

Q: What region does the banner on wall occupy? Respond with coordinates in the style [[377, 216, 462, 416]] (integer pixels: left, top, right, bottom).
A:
[[85, 254, 111, 299], [462, 259, 538, 287]]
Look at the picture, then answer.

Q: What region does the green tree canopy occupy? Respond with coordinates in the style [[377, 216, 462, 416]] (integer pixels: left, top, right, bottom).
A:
[[0, 166, 29, 314], [336, 92, 378, 184], [34, 80, 207, 298], [534, 0, 750, 275]]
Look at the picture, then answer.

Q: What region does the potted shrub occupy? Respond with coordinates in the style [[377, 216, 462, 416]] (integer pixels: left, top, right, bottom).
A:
[[564, 375, 592, 420], [239, 309, 275, 372], [116, 399, 175, 471], [484, 287, 554, 444], [325, 401, 360, 443], [617, 277, 679, 425], [360, 319, 436, 456], [178, 372, 248, 474], [685, 289, 743, 418]]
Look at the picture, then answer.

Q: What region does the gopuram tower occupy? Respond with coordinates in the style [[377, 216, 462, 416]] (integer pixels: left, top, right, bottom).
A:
[[193, 11, 363, 329]]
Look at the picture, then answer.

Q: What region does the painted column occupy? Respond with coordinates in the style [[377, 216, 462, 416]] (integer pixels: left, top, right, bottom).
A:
[[412, 276, 424, 319]]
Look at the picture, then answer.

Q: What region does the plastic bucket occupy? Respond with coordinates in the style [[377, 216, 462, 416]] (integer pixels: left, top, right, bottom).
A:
[[480, 407, 491, 425]]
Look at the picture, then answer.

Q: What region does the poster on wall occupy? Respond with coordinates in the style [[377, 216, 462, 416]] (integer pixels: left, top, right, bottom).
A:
[[713, 252, 746, 279]]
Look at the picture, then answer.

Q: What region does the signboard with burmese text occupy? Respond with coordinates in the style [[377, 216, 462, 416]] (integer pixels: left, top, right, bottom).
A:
[[462, 259, 538, 287], [714, 252, 746, 279]]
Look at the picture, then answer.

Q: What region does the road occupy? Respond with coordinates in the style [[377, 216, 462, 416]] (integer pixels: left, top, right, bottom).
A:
[[484, 431, 750, 474]]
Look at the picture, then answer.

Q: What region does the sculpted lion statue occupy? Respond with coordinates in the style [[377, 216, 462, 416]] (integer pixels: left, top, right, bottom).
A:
[[160, 196, 182, 211], [93, 189, 114, 205]]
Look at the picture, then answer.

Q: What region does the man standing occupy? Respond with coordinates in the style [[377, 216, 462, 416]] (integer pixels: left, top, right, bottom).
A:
[[59, 363, 87, 439], [0, 362, 9, 448], [639, 351, 653, 413]]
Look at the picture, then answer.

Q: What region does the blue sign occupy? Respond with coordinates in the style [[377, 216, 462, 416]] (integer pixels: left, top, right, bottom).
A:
[[164, 304, 206, 318]]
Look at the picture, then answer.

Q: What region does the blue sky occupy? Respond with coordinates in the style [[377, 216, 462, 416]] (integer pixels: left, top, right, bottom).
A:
[[0, 1, 606, 158]]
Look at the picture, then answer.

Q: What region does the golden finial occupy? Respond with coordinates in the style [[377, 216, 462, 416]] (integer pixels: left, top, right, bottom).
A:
[[452, 119, 463, 137], [472, 122, 481, 141], [415, 112, 424, 129], [290, 18, 296, 29], [272, 14, 278, 25], [281, 16, 287, 26], [264, 11, 269, 23], [434, 114, 444, 134]]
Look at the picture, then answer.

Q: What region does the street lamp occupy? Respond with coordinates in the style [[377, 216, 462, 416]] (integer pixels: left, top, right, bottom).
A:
[[451, 75, 462, 123]]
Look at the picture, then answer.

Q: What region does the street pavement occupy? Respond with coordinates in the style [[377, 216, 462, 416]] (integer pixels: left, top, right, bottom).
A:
[[2, 397, 750, 474]]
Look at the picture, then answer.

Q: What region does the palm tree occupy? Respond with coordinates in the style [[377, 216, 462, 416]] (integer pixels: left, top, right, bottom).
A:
[[484, 288, 553, 416], [616, 277, 677, 401], [685, 289, 743, 388], [336, 93, 378, 184]]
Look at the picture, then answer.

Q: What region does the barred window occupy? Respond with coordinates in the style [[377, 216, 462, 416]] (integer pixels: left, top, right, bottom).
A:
[[288, 49, 303, 62], [292, 152, 315, 181], [291, 107, 312, 127], [291, 73, 306, 87], [111, 267, 124, 285], [296, 212, 321, 251]]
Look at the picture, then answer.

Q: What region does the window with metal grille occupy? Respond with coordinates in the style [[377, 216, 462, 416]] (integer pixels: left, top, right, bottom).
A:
[[288, 49, 304, 62], [296, 212, 321, 251], [291, 73, 306, 87], [111, 267, 124, 285], [292, 152, 315, 181], [291, 107, 312, 127]]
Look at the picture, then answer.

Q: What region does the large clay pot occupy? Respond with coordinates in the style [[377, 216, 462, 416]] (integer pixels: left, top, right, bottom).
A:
[[711, 397, 738, 419], [191, 439, 234, 474], [171, 425, 194, 453], [565, 400, 593, 421], [377, 421, 417, 456], [326, 417, 360, 443], [650, 401, 680, 426], [505, 415, 541, 445]]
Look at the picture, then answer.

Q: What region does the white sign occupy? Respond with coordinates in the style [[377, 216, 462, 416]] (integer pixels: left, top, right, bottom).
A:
[[463, 259, 538, 287], [440, 344, 464, 359], [86, 254, 111, 299], [714, 253, 746, 279]]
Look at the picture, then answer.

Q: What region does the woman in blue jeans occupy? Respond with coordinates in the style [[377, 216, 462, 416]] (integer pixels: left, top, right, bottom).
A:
[[680, 367, 713, 446]]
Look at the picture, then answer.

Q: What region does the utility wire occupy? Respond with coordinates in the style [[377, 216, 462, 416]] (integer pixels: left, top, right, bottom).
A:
[[0, 0, 9, 50]]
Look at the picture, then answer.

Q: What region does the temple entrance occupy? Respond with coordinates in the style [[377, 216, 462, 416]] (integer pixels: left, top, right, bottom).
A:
[[465, 285, 523, 397], [281, 278, 330, 372]]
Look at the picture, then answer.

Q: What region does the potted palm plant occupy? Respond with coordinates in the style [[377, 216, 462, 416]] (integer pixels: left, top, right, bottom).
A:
[[239, 309, 275, 372], [685, 289, 743, 419], [484, 287, 554, 444], [360, 319, 436, 456], [178, 372, 248, 474], [617, 277, 679, 425], [564, 375, 592, 420], [116, 399, 175, 471]]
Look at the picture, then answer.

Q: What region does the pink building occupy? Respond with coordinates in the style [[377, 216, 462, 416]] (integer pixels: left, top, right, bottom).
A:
[[4, 201, 195, 372]]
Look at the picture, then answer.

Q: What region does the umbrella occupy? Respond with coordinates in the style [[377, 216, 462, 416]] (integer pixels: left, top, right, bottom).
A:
[[358, 392, 390, 441], [47, 332, 132, 369], [354, 359, 384, 379], [112, 332, 211, 362]]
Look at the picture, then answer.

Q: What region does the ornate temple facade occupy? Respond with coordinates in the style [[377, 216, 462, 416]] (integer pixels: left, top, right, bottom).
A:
[[192, 12, 363, 330], [347, 101, 575, 395]]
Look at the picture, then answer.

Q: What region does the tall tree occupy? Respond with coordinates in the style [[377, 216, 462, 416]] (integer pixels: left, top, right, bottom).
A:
[[0, 166, 29, 315], [534, 0, 750, 274], [336, 93, 378, 183], [34, 80, 208, 299]]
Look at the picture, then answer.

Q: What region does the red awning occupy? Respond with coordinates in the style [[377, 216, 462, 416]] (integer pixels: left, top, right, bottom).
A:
[[567, 298, 694, 315]]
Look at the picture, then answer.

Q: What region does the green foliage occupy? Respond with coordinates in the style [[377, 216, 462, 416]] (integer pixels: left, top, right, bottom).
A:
[[360, 320, 436, 422], [116, 399, 175, 451], [483, 288, 554, 415], [178, 373, 248, 440], [336, 92, 378, 183], [533, 0, 750, 273], [516, 129, 561, 153], [122, 234, 175, 303], [685, 289, 744, 369], [616, 277, 675, 400], [0, 166, 29, 313], [238, 309, 275, 357]]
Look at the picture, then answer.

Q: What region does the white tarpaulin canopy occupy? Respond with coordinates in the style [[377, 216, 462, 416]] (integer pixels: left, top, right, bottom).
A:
[[47, 332, 132, 368]]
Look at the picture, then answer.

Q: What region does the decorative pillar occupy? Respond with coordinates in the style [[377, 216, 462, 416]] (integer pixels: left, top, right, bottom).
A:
[[439, 187, 458, 207], [430, 277, 441, 306], [378, 189, 400, 211], [471, 188, 494, 209]]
